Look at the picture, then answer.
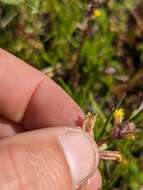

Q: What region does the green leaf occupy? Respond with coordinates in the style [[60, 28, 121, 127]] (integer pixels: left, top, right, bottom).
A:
[[89, 93, 106, 122]]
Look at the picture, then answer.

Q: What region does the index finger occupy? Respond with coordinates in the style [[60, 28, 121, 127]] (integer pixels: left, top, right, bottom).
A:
[[0, 49, 84, 129]]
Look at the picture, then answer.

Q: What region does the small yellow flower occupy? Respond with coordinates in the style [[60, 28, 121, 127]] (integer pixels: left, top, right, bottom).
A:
[[113, 108, 125, 125], [93, 9, 101, 18]]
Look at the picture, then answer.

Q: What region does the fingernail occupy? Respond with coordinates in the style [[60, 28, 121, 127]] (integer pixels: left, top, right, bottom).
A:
[[58, 128, 99, 188]]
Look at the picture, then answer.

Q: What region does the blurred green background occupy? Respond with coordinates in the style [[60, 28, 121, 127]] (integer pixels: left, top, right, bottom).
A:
[[0, 0, 143, 189]]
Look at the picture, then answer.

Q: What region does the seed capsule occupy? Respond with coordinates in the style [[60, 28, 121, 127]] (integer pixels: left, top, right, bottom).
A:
[[82, 112, 124, 162]]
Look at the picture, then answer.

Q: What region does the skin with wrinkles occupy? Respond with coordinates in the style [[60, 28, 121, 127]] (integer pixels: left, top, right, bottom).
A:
[[0, 48, 102, 190]]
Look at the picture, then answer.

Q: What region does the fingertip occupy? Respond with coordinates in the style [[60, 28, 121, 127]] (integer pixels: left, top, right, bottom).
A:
[[89, 170, 102, 190], [22, 78, 84, 129], [79, 170, 102, 190], [58, 128, 99, 188], [0, 49, 84, 129], [0, 127, 99, 190]]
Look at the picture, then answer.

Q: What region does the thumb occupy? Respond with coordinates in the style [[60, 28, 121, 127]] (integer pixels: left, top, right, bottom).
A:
[[0, 127, 99, 190]]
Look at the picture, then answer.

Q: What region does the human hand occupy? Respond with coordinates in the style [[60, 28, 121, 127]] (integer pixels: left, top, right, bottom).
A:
[[0, 48, 102, 190]]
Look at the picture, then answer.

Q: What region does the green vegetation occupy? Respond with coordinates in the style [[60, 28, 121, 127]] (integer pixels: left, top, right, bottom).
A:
[[0, 0, 143, 189]]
